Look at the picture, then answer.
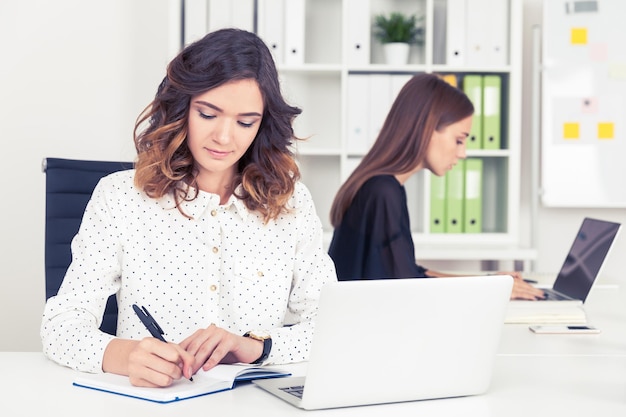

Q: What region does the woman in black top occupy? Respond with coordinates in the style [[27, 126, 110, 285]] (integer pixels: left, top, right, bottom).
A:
[[328, 74, 544, 300]]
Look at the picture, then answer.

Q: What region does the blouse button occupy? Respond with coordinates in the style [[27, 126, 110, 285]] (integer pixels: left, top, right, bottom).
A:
[[212, 246, 219, 254], [210, 284, 217, 292], [210, 209, 217, 217], [257, 271, 264, 278]]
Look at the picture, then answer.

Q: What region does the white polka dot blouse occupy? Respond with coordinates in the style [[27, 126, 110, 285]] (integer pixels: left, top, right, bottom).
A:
[[41, 170, 337, 373]]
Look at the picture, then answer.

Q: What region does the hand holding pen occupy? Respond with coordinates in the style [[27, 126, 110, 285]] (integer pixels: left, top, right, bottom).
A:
[[133, 304, 194, 381]]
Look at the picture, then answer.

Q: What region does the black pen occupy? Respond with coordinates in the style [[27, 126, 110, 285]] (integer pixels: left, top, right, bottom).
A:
[[132, 304, 193, 381], [133, 304, 166, 342]]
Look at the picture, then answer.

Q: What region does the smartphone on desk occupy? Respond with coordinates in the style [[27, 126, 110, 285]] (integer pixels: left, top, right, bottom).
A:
[[529, 325, 600, 334]]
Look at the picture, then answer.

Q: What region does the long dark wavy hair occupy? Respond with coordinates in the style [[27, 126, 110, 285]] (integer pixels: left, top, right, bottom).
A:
[[133, 28, 301, 222], [330, 73, 474, 227]]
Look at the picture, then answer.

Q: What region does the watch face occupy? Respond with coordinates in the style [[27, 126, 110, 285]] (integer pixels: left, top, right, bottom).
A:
[[248, 330, 271, 340]]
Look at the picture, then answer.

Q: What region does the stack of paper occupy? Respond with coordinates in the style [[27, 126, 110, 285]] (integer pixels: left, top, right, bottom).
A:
[[505, 301, 587, 324]]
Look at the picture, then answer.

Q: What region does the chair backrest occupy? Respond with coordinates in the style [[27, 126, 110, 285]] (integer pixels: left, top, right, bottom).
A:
[[43, 157, 134, 335]]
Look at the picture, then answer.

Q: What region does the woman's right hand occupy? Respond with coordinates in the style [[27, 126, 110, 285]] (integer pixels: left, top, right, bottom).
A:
[[509, 276, 545, 300], [103, 337, 195, 387]]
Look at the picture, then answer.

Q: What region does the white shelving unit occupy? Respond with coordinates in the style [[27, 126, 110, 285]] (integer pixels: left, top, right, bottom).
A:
[[185, 0, 534, 268]]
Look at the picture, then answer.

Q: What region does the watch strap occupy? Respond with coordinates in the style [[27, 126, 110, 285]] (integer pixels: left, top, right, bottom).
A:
[[243, 331, 272, 364]]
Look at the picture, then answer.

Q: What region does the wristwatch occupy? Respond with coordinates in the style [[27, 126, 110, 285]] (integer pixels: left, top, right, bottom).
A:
[[243, 330, 272, 364]]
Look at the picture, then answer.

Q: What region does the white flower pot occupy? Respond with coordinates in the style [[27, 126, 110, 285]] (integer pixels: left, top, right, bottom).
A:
[[383, 42, 410, 65]]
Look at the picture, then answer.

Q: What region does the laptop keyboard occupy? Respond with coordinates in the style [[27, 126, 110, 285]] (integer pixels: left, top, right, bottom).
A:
[[541, 289, 569, 300], [279, 385, 305, 399]]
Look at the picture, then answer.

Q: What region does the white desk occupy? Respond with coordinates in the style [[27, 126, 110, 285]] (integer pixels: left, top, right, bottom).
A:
[[4, 286, 626, 416], [2, 353, 626, 416]]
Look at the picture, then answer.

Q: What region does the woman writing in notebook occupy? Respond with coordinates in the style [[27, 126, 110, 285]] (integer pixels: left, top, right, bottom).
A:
[[328, 73, 544, 300], [41, 29, 336, 387]]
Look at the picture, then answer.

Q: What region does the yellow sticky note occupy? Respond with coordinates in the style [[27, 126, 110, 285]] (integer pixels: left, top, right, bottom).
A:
[[571, 28, 588, 45], [563, 123, 580, 139], [598, 122, 614, 139]]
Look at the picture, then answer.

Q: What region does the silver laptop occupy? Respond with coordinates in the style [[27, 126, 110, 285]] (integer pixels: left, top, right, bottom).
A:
[[254, 275, 513, 410], [533, 217, 621, 302]]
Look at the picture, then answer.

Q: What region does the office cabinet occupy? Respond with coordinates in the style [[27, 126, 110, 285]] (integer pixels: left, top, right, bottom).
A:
[[186, 0, 525, 262]]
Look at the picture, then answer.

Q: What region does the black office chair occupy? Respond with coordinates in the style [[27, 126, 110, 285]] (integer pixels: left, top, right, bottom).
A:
[[43, 157, 134, 335]]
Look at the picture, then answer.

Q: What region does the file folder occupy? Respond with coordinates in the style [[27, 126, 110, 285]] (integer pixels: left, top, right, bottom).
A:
[[284, 0, 306, 65], [484, 0, 508, 66], [257, 0, 285, 64], [465, 0, 508, 67], [465, 0, 488, 67], [183, 0, 208, 45], [208, 0, 231, 32], [230, 0, 255, 32], [464, 158, 483, 233], [368, 74, 392, 146], [345, 0, 371, 66], [391, 74, 412, 99], [440, 74, 458, 87], [463, 75, 483, 150], [347, 75, 370, 155], [446, 0, 466, 66], [482, 75, 502, 150], [430, 173, 447, 233], [208, 0, 254, 32], [445, 160, 465, 233]]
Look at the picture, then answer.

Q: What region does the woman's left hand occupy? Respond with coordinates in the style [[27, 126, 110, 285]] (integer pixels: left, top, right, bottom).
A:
[[179, 324, 264, 373], [496, 271, 545, 300]]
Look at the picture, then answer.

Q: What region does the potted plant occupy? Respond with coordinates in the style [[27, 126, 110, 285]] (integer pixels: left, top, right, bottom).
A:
[[373, 12, 424, 65]]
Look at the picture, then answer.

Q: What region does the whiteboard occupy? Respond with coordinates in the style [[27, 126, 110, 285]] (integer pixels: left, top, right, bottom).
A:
[[541, 0, 626, 207]]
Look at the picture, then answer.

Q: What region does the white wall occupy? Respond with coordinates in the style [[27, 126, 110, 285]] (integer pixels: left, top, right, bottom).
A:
[[0, 0, 178, 351], [519, 0, 626, 280], [1, 0, 624, 352]]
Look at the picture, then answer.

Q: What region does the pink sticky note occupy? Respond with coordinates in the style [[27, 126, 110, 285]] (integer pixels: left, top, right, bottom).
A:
[[589, 43, 608, 61], [581, 97, 598, 114]]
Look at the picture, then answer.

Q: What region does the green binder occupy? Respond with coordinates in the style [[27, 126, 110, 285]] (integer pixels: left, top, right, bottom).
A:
[[463, 158, 483, 233], [429, 173, 447, 233], [462, 75, 483, 150], [482, 75, 502, 150], [445, 160, 465, 233]]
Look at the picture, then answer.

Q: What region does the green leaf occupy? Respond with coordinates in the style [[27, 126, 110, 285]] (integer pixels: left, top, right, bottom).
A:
[[373, 12, 424, 45]]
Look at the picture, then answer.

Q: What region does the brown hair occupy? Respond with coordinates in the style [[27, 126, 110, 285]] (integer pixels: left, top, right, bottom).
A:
[[330, 73, 474, 227], [133, 28, 301, 222]]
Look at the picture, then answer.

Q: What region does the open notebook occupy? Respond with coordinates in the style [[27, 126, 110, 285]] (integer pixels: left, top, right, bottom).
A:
[[506, 217, 621, 324], [73, 363, 290, 403], [254, 276, 513, 410]]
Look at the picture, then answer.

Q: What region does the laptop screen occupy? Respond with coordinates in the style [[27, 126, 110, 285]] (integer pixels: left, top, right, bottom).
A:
[[553, 218, 621, 302]]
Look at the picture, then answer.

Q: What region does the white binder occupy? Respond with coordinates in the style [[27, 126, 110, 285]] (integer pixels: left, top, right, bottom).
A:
[[345, 0, 371, 66], [465, 0, 488, 66], [257, 0, 285, 64], [183, 0, 208, 45], [368, 74, 392, 148], [284, 0, 306, 65], [484, 0, 508, 66], [233, 0, 255, 32], [206, 0, 255, 34], [465, 0, 508, 67], [391, 74, 412, 101], [446, 0, 466, 66], [347, 75, 370, 155], [207, 0, 231, 32]]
